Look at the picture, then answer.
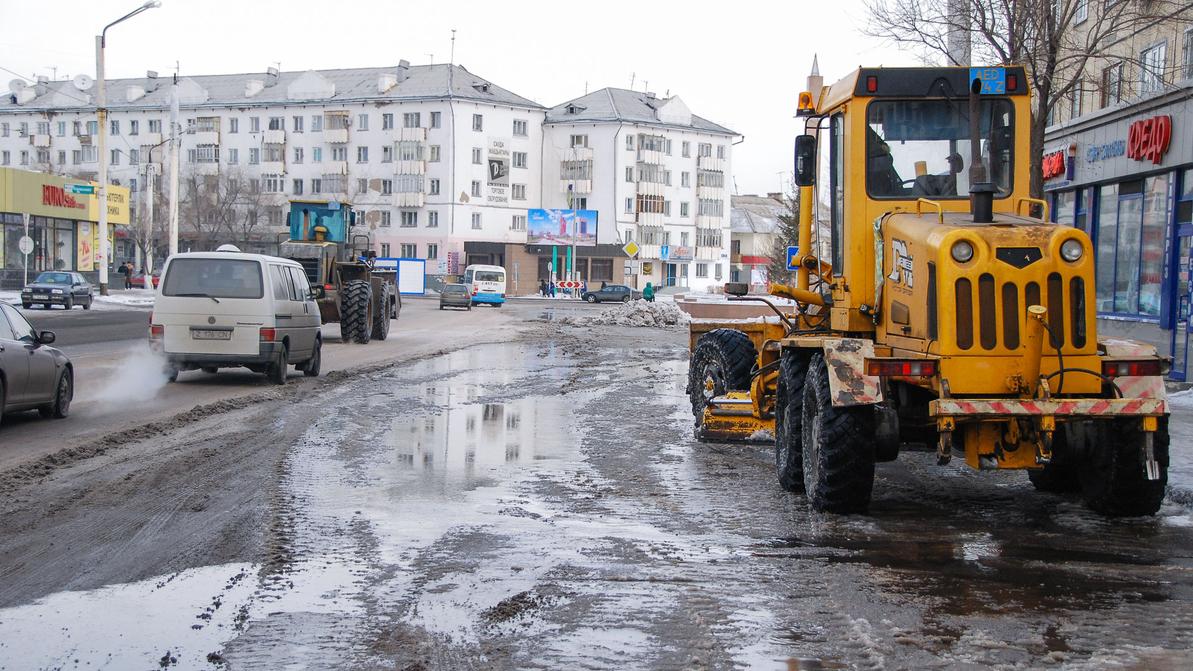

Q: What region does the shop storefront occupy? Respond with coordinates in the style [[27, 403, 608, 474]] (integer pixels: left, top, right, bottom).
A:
[[1044, 87, 1193, 381], [0, 168, 130, 287]]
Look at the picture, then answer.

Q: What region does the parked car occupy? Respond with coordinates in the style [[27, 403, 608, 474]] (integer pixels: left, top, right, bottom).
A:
[[581, 284, 641, 303], [151, 250, 322, 385], [20, 271, 94, 310], [439, 283, 472, 311], [131, 271, 161, 289], [0, 303, 73, 427]]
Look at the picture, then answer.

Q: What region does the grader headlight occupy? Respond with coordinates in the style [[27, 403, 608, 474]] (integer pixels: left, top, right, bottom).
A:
[[1060, 238, 1084, 262], [950, 240, 975, 263]]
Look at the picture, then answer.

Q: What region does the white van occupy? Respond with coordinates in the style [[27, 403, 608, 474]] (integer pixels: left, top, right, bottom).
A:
[[151, 249, 322, 384]]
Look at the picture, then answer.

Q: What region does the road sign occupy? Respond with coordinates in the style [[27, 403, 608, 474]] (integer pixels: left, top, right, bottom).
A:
[[622, 240, 640, 258], [68, 184, 95, 195], [786, 245, 800, 272], [18, 235, 34, 255], [660, 245, 670, 261], [557, 280, 582, 289]]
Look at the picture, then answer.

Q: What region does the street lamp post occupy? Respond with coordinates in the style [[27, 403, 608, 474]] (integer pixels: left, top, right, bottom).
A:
[[96, 0, 161, 295]]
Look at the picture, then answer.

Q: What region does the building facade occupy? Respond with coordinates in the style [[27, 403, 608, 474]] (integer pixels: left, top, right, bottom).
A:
[[1043, 4, 1193, 381], [729, 194, 786, 290], [542, 89, 737, 294]]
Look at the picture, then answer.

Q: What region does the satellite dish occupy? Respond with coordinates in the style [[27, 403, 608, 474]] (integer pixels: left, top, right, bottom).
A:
[[8, 79, 27, 93], [73, 74, 94, 91]]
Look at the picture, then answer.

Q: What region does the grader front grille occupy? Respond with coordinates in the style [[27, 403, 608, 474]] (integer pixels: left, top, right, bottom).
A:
[[952, 272, 1087, 352]]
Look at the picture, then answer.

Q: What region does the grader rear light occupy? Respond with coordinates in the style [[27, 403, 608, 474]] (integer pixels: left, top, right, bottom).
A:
[[1102, 360, 1164, 378], [867, 359, 939, 377], [866, 75, 878, 93]]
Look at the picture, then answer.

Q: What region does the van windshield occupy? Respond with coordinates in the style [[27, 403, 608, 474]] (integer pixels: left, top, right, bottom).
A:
[[163, 259, 264, 299]]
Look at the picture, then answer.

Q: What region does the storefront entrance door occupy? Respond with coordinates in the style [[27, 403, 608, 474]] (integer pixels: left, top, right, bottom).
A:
[[1173, 227, 1192, 381]]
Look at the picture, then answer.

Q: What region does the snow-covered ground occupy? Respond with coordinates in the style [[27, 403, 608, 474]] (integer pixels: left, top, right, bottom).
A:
[[0, 288, 154, 310], [1168, 388, 1193, 506]]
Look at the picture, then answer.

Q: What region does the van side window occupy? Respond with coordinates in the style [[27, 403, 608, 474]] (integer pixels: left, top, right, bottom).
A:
[[269, 265, 291, 301], [286, 266, 310, 301]]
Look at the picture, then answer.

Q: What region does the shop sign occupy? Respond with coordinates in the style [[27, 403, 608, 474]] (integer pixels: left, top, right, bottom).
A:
[[670, 245, 694, 261], [1042, 150, 1067, 180], [42, 184, 86, 210], [1126, 114, 1172, 165], [1086, 140, 1125, 163], [486, 138, 509, 205]]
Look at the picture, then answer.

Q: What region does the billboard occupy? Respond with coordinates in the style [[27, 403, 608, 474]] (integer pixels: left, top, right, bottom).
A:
[[527, 209, 598, 246], [487, 138, 509, 205]]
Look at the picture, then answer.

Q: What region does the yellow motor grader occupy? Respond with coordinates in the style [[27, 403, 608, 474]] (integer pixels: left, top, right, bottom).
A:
[[688, 65, 1170, 516]]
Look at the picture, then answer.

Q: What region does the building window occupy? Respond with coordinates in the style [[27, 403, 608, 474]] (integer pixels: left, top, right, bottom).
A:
[[472, 147, 482, 164], [698, 143, 712, 157], [294, 147, 304, 164], [249, 148, 260, 165], [1184, 28, 1193, 80], [472, 114, 483, 131], [291, 115, 303, 132], [55, 121, 65, 136], [1141, 42, 1168, 93], [398, 142, 421, 161], [427, 211, 439, 228], [357, 113, 369, 131], [381, 145, 393, 163], [1095, 176, 1169, 317], [380, 243, 390, 258], [626, 167, 634, 183], [471, 180, 481, 197], [626, 135, 635, 150], [511, 214, 527, 230], [512, 151, 527, 168], [402, 112, 420, 129], [429, 178, 440, 195], [1069, 81, 1085, 120], [109, 120, 119, 135], [311, 178, 322, 193], [262, 174, 284, 193], [382, 179, 393, 195], [227, 148, 238, 165], [0, 151, 8, 165], [570, 134, 588, 148], [332, 146, 347, 161], [1101, 62, 1123, 107], [717, 145, 726, 159], [625, 197, 633, 213], [357, 146, 369, 163], [680, 202, 690, 217], [472, 212, 482, 229], [430, 111, 441, 128], [427, 243, 439, 259], [372, 210, 386, 227], [429, 145, 441, 162], [312, 147, 322, 162], [400, 211, 418, 228], [681, 171, 690, 188], [129, 149, 139, 164], [561, 160, 592, 181], [1, 123, 8, 137], [512, 184, 526, 200], [267, 116, 284, 131], [513, 119, 528, 136], [87, 120, 98, 135], [681, 141, 690, 158], [698, 198, 724, 217], [400, 243, 416, 257], [311, 115, 323, 132], [383, 113, 394, 130], [293, 179, 304, 195], [357, 178, 368, 193], [695, 263, 708, 278]]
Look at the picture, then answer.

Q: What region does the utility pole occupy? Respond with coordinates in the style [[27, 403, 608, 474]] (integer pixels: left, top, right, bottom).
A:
[[95, 34, 109, 294], [168, 73, 180, 257], [144, 162, 155, 274]]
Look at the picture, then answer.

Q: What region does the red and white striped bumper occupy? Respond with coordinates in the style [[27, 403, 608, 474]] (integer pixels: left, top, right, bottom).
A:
[[930, 397, 1168, 418]]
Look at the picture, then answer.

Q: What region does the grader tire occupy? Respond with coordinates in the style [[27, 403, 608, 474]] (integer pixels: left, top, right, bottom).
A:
[[775, 349, 810, 492], [371, 282, 392, 341], [1028, 425, 1081, 493], [1078, 418, 1168, 516], [686, 328, 756, 420], [800, 353, 876, 514], [341, 279, 373, 344]]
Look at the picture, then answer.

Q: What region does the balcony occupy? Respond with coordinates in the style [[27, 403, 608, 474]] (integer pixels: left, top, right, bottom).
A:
[[396, 192, 425, 208], [696, 246, 721, 261], [698, 155, 726, 171], [324, 128, 349, 144], [396, 160, 426, 175], [263, 129, 285, 145], [637, 148, 664, 164], [194, 161, 220, 176], [140, 132, 163, 145], [559, 179, 592, 194], [637, 211, 664, 226], [260, 161, 285, 174], [696, 214, 723, 227], [567, 146, 594, 161], [400, 127, 427, 142], [193, 130, 220, 145], [697, 184, 724, 199], [325, 160, 349, 175], [637, 181, 666, 197], [31, 134, 51, 147], [639, 244, 662, 260]]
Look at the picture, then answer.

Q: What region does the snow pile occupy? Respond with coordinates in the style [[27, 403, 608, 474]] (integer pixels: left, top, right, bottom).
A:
[[558, 300, 691, 328]]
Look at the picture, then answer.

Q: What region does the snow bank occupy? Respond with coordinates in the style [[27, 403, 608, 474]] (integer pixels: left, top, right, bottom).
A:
[[558, 300, 691, 328]]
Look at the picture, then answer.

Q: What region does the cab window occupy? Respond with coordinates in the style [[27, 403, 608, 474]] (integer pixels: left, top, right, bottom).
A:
[[830, 113, 845, 272], [865, 99, 1014, 199]]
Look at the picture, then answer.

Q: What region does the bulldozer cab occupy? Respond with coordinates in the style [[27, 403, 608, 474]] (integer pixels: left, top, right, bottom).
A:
[[288, 199, 353, 245]]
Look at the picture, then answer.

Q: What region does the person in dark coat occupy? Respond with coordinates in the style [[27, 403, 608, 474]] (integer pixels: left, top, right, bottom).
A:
[[539, 279, 547, 297]]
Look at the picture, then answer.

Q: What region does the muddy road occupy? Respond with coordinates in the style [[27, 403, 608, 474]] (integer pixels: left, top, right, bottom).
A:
[[2, 304, 1193, 670]]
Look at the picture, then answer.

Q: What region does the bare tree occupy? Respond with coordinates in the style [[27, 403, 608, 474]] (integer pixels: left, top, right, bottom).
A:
[[178, 168, 275, 251], [863, 0, 1183, 197]]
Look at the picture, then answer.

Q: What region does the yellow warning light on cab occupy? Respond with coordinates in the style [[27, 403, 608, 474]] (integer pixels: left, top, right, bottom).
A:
[[796, 91, 815, 117]]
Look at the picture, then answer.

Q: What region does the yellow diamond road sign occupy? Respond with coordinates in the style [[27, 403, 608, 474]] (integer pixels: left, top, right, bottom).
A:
[[622, 241, 640, 258]]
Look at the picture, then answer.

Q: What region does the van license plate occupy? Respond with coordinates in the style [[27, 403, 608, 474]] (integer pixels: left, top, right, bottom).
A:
[[192, 330, 232, 340]]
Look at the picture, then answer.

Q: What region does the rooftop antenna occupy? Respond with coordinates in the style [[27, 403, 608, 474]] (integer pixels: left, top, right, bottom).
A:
[[48, 66, 58, 80], [450, 29, 457, 64], [629, 72, 635, 89], [448, 29, 456, 92], [273, 61, 281, 73], [426, 52, 434, 64], [643, 80, 648, 92], [584, 81, 588, 94]]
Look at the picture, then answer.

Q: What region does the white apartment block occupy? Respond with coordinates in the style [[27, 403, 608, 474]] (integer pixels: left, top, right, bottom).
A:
[[543, 89, 737, 293], [0, 64, 737, 292]]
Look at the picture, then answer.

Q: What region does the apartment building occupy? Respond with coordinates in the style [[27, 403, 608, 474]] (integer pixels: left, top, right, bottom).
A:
[[541, 88, 737, 294], [729, 194, 786, 290], [0, 62, 546, 280], [1042, 2, 1193, 381]]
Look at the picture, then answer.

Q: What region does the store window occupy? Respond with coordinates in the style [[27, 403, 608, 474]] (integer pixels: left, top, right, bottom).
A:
[[1095, 177, 1171, 317]]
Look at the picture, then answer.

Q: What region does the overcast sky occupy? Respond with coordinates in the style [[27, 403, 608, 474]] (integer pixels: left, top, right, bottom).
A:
[[0, 0, 915, 195]]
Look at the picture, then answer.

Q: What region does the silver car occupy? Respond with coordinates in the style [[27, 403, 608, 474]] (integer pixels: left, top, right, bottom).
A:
[[0, 303, 73, 426], [439, 283, 472, 310]]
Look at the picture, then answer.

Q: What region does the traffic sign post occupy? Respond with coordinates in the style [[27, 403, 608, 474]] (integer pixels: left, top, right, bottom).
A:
[[622, 240, 640, 258]]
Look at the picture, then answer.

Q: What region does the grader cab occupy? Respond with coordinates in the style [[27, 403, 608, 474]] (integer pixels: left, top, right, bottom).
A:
[[688, 65, 1170, 516]]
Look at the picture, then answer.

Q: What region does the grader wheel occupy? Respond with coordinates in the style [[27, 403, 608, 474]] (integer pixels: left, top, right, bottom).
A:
[[687, 328, 757, 420], [341, 279, 373, 344]]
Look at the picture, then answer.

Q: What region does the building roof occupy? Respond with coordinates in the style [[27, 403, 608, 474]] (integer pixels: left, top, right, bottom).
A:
[[0, 63, 545, 112], [731, 195, 788, 234], [545, 87, 736, 135]]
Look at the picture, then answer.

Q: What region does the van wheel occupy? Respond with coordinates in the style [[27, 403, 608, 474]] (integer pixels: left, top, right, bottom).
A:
[[267, 346, 288, 385], [371, 283, 391, 341], [340, 280, 372, 344], [801, 353, 876, 513], [303, 338, 322, 377]]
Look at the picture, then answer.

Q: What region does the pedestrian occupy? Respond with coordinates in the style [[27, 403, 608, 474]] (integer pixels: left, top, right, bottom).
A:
[[600, 281, 607, 290], [539, 279, 547, 297], [549, 281, 556, 298], [643, 281, 655, 303], [118, 260, 131, 289]]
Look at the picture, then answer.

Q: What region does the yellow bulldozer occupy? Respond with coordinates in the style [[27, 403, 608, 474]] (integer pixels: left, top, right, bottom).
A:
[[688, 64, 1171, 516]]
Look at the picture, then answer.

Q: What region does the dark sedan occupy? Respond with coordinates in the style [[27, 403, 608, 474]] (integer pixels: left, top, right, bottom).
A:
[[581, 284, 641, 303], [0, 302, 73, 426], [21, 271, 94, 310], [439, 283, 472, 310]]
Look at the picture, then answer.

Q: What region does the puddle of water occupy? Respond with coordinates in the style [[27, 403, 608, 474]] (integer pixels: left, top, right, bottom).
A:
[[0, 562, 256, 670]]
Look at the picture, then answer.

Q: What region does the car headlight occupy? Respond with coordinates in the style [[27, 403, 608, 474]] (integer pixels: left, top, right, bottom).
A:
[[51, 289, 64, 294], [1060, 238, 1084, 262], [951, 240, 975, 263]]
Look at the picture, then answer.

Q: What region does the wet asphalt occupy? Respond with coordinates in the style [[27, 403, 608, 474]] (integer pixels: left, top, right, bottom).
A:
[[1, 305, 1193, 670]]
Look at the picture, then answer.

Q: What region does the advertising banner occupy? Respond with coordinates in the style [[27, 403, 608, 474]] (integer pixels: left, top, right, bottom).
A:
[[77, 221, 94, 271], [527, 209, 598, 246], [487, 138, 510, 205]]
